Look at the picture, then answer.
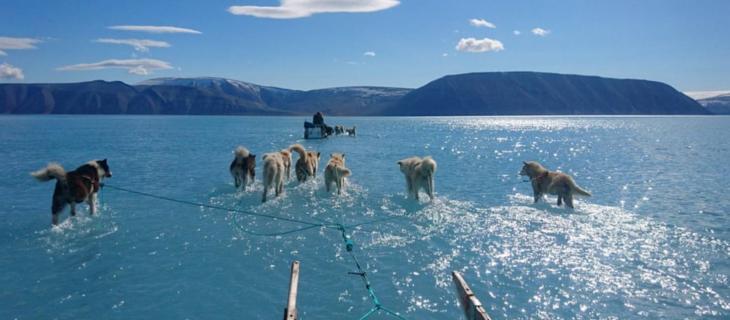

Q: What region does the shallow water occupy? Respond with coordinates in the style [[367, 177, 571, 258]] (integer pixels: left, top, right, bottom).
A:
[[1, 115, 728, 319]]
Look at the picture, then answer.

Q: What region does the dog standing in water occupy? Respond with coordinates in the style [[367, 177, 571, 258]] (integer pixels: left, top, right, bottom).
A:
[[230, 146, 256, 190], [519, 161, 591, 208], [397, 156, 437, 201], [324, 153, 351, 194], [31, 159, 112, 225], [290, 144, 320, 182], [261, 151, 287, 202]]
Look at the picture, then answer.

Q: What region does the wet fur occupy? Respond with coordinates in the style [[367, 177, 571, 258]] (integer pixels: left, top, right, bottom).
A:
[[520, 161, 591, 209], [261, 152, 286, 202], [290, 144, 320, 183], [324, 153, 351, 195], [397, 156, 437, 201], [31, 159, 112, 225], [230, 146, 256, 190]]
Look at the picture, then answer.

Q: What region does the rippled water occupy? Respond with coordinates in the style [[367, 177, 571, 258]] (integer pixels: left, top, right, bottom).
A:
[[1, 116, 728, 319]]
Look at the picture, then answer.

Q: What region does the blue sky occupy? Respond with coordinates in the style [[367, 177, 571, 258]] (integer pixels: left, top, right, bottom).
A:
[[1, 0, 728, 91]]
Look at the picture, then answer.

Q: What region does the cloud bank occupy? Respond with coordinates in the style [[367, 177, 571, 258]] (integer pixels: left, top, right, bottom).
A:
[[455, 37, 504, 53], [0, 62, 24, 80], [469, 18, 496, 29], [95, 38, 171, 52], [108, 25, 202, 34], [228, 0, 400, 19], [0, 37, 42, 56], [57, 58, 173, 75], [532, 27, 550, 36]]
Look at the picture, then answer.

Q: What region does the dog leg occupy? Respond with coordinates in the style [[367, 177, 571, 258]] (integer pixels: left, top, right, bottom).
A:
[[337, 178, 342, 195], [533, 191, 541, 203], [262, 188, 268, 203], [88, 193, 97, 215], [557, 195, 563, 206], [70, 203, 77, 217], [52, 213, 59, 225], [565, 193, 574, 209]]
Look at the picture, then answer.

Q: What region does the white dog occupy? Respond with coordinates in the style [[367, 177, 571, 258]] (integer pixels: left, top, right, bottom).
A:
[[261, 152, 286, 202], [324, 153, 351, 194], [397, 156, 437, 200]]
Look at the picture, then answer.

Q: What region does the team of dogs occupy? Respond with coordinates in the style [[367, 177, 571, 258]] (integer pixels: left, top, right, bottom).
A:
[[32, 151, 591, 225], [334, 125, 356, 136]]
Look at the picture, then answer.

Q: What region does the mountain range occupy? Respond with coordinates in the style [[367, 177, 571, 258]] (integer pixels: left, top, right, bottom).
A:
[[0, 72, 711, 115]]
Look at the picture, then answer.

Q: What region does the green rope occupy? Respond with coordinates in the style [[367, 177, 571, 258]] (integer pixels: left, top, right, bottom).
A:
[[101, 183, 410, 319]]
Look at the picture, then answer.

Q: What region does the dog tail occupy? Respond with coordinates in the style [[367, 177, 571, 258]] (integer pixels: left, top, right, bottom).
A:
[[421, 156, 437, 175], [289, 144, 306, 158], [234, 146, 250, 159], [31, 163, 66, 182], [569, 179, 592, 197], [336, 167, 351, 178]]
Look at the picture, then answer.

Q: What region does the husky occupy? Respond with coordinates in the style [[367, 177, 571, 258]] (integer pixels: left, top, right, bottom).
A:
[[345, 126, 356, 136], [334, 125, 345, 135], [31, 159, 112, 225], [397, 156, 437, 200], [519, 161, 591, 208], [261, 152, 286, 202], [230, 146, 256, 190], [290, 144, 320, 182], [324, 153, 351, 194]]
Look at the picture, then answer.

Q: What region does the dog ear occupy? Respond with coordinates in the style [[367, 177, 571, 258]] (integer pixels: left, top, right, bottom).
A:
[[397, 161, 402, 165], [317, 152, 321, 157], [251, 154, 256, 158], [342, 153, 345, 158], [523, 161, 528, 165]]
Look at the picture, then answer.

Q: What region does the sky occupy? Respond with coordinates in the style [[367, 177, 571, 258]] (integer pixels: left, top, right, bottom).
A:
[[1, 0, 729, 91]]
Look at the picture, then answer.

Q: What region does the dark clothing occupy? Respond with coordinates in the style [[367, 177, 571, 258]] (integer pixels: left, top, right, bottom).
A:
[[313, 112, 324, 125]]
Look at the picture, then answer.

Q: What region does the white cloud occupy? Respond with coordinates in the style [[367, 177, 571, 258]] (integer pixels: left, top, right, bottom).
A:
[[95, 38, 171, 52], [0, 62, 24, 80], [57, 58, 173, 75], [108, 25, 202, 34], [531, 27, 550, 36], [455, 37, 504, 53], [0, 37, 42, 56], [469, 18, 496, 29], [228, 0, 400, 19], [513, 30, 521, 36], [442, 53, 448, 57], [363, 51, 376, 57]]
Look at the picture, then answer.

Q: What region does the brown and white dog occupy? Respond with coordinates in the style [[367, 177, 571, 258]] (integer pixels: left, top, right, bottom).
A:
[[261, 151, 286, 202], [31, 159, 112, 225], [290, 144, 320, 183], [397, 156, 437, 201], [519, 161, 591, 208], [324, 153, 351, 194], [230, 146, 256, 190]]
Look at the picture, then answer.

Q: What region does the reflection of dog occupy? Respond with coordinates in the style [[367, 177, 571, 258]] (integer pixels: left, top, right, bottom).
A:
[[32, 159, 112, 225], [324, 153, 351, 194], [261, 152, 287, 202], [397, 156, 437, 200], [290, 144, 320, 182], [230, 146, 255, 190], [345, 126, 356, 136], [519, 161, 591, 208]]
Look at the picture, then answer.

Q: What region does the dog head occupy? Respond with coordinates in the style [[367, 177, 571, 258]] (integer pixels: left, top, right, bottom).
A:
[[520, 161, 544, 178], [97, 159, 112, 178], [330, 153, 345, 164]]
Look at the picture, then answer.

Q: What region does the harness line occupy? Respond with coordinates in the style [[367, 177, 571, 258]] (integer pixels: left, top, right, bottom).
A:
[[101, 183, 407, 319]]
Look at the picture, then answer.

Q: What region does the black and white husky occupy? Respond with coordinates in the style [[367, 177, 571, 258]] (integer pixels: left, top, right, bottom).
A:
[[31, 159, 112, 225], [230, 146, 256, 190]]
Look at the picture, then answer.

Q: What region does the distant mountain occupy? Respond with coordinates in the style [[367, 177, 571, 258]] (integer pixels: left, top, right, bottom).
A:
[[0, 73, 711, 115], [389, 72, 708, 115], [695, 93, 730, 114]]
